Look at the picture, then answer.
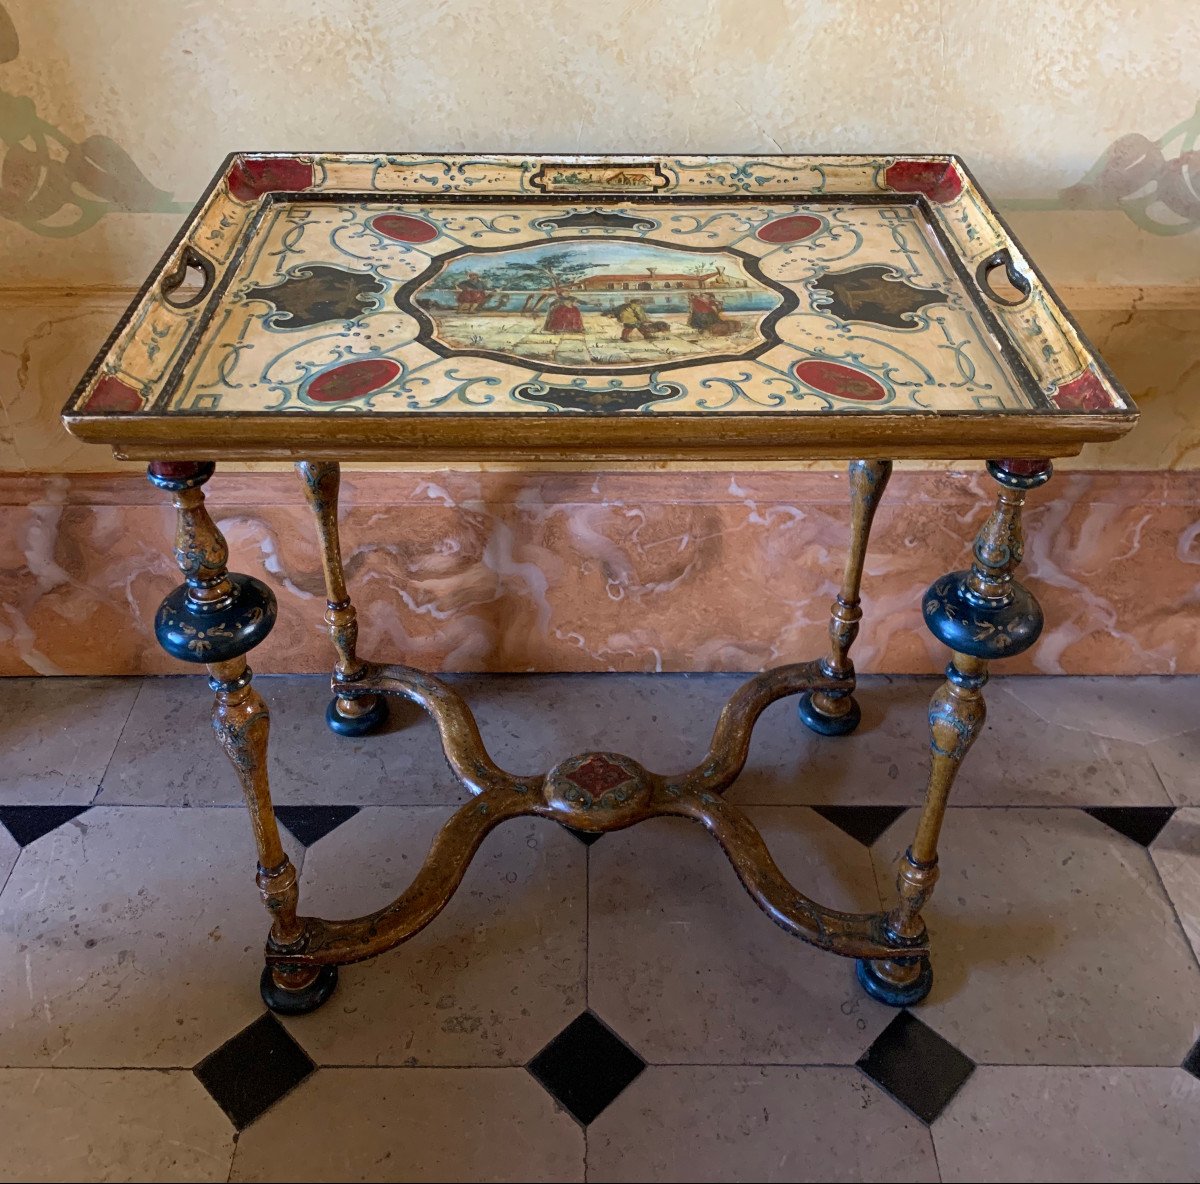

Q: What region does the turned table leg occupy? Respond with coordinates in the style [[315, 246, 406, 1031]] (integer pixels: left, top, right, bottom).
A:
[[148, 460, 336, 1014], [856, 458, 1052, 1006], [295, 460, 388, 737], [798, 458, 893, 736]]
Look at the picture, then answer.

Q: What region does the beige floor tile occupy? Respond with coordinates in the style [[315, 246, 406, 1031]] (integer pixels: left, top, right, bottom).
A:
[[91, 673, 1174, 810], [229, 1068, 583, 1182], [282, 808, 585, 1066], [97, 672, 748, 808], [0, 807, 300, 1067], [588, 808, 894, 1064], [1146, 726, 1200, 806], [0, 827, 17, 894], [873, 808, 1200, 1064], [588, 1065, 937, 1183], [934, 1066, 1200, 1183], [0, 678, 140, 804], [727, 677, 925, 806], [0, 1068, 234, 1183], [1151, 807, 1200, 965], [1000, 675, 1197, 742], [734, 676, 1172, 807], [454, 672, 740, 778], [97, 675, 458, 807]]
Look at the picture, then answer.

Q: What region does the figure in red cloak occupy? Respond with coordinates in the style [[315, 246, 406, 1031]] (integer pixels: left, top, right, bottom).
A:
[[543, 294, 584, 332], [687, 291, 724, 332]]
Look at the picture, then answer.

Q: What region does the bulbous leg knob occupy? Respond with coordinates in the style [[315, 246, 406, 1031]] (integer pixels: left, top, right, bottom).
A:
[[260, 964, 339, 1015], [325, 694, 389, 737], [797, 690, 862, 736], [855, 955, 933, 1007]]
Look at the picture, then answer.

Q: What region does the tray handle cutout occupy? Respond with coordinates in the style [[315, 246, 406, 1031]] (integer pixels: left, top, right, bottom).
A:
[[977, 249, 1032, 307], [160, 245, 216, 310]]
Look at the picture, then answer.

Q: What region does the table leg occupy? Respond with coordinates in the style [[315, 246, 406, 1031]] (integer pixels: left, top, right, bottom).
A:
[[798, 458, 892, 735], [148, 460, 337, 1014], [295, 460, 388, 736], [856, 458, 1052, 1006]]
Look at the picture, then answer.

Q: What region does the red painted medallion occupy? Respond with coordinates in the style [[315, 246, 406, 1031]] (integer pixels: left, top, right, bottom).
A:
[[885, 159, 964, 205], [1050, 367, 1112, 411], [794, 359, 887, 402], [370, 214, 439, 243], [564, 754, 633, 797], [83, 374, 143, 412], [756, 214, 823, 243], [304, 358, 402, 403], [227, 156, 315, 202]]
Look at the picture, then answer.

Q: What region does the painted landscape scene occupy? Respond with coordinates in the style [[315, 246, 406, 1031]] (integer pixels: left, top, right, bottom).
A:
[[409, 240, 783, 370]]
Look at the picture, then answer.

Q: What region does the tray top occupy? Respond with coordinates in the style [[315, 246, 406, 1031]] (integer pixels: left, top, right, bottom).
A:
[[63, 153, 1136, 461]]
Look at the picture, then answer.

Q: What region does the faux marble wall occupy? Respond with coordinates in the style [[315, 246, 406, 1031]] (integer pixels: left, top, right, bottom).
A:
[[2, 468, 1197, 678]]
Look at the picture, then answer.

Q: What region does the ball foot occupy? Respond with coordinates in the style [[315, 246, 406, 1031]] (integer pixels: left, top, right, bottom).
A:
[[797, 691, 861, 737], [855, 955, 933, 1007], [325, 694, 388, 737], [260, 964, 338, 1015]]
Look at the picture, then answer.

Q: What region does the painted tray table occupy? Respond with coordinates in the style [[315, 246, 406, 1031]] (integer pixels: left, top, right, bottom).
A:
[[64, 153, 1136, 1016]]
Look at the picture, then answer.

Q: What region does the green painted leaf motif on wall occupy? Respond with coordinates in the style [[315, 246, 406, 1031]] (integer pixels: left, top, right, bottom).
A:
[[0, 1, 188, 237]]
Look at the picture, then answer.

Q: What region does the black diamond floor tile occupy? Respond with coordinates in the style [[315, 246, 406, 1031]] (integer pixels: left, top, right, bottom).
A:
[[527, 1011, 645, 1125], [1084, 806, 1176, 847], [275, 806, 360, 848], [812, 805, 907, 847], [194, 1012, 314, 1130], [856, 1010, 975, 1125], [560, 824, 604, 847], [0, 805, 91, 848], [1183, 1033, 1200, 1081]]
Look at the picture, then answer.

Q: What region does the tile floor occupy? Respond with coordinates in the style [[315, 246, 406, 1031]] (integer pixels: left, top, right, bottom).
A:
[[0, 672, 1198, 1183]]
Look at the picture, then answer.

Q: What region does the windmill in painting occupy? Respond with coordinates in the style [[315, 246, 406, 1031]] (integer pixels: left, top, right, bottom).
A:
[[403, 239, 787, 372]]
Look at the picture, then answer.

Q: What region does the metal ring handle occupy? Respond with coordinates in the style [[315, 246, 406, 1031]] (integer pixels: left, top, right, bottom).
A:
[[161, 245, 216, 310], [976, 249, 1032, 307]]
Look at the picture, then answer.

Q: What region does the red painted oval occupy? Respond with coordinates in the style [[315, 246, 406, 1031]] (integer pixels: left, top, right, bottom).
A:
[[370, 214, 439, 243], [305, 358, 402, 403], [756, 214, 823, 243], [794, 360, 887, 402]]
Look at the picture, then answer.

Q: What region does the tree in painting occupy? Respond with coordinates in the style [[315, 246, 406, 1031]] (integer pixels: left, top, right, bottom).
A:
[[489, 249, 596, 294], [438, 249, 597, 300]]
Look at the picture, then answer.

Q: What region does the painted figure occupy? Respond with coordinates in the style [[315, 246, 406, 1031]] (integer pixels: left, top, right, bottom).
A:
[[688, 291, 725, 334], [455, 272, 490, 313], [542, 294, 584, 333], [615, 297, 656, 341]]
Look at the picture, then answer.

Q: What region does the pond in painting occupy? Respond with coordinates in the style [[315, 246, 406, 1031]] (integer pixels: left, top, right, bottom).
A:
[[402, 239, 787, 371]]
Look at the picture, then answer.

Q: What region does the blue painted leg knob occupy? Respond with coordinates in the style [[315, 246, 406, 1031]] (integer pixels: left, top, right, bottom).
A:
[[797, 690, 862, 736], [260, 964, 338, 1015], [325, 694, 389, 737], [855, 956, 933, 1007]]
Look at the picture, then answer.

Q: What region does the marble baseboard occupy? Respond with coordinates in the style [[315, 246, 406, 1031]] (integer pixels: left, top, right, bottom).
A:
[[1, 468, 1196, 676]]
